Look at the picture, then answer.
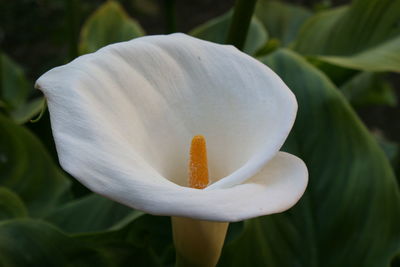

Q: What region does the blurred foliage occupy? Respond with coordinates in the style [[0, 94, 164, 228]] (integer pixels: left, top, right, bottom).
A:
[[79, 1, 145, 54], [0, 187, 28, 220], [220, 49, 400, 266], [0, 0, 399, 266], [45, 194, 142, 234], [255, 0, 312, 47], [261, 50, 398, 266], [0, 53, 44, 124], [0, 114, 71, 217], [293, 0, 400, 73], [341, 72, 397, 108]]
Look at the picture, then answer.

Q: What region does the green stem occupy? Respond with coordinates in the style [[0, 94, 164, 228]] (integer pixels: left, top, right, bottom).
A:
[[66, 0, 80, 59], [225, 0, 258, 51], [165, 0, 177, 33]]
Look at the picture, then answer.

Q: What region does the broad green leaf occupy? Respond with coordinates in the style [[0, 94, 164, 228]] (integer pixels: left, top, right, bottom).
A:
[[0, 219, 160, 267], [78, 214, 169, 265], [79, 1, 145, 54], [0, 115, 71, 217], [293, 0, 400, 72], [0, 53, 29, 108], [0, 53, 43, 123], [189, 10, 268, 55], [373, 132, 400, 177], [317, 36, 400, 73], [341, 72, 397, 107], [255, 0, 312, 46], [0, 187, 27, 220], [219, 49, 400, 266], [46, 194, 142, 234], [220, 213, 303, 266], [0, 219, 96, 267], [293, 6, 347, 54]]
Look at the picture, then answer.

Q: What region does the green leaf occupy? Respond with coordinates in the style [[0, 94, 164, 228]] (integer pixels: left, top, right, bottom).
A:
[[255, 0, 312, 46], [305, 58, 361, 87], [372, 132, 400, 174], [220, 213, 303, 266], [0, 219, 94, 267], [0, 53, 43, 123], [293, 6, 347, 54], [79, 1, 145, 54], [0, 187, 27, 220], [45, 194, 143, 234], [317, 37, 400, 73], [293, 0, 400, 72], [0, 219, 160, 267], [0, 115, 71, 217], [79, 214, 169, 265], [189, 10, 268, 55], [0, 53, 30, 108], [219, 49, 400, 266], [340, 72, 397, 107]]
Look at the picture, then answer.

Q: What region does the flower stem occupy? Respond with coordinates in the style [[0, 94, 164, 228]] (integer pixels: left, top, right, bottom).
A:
[[225, 0, 258, 51], [172, 217, 228, 267]]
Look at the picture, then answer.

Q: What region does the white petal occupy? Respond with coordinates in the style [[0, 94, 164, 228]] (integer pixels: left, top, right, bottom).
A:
[[75, 149, 307, 221], [161, 152, 308, 221], [35, 34, 300, 220]]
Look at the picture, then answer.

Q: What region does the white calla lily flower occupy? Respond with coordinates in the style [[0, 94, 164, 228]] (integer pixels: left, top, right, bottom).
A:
[[35, 33, 307, 222]]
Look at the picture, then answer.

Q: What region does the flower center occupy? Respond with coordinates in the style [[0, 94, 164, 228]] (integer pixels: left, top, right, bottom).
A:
[[189, 135, 209, 189]]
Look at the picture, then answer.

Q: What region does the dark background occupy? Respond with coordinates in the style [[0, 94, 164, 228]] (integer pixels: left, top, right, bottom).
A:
[[0, 0, 353, 79]]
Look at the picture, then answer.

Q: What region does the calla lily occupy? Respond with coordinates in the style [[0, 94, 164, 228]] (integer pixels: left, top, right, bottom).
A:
[[35, 33, 308, 222]]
